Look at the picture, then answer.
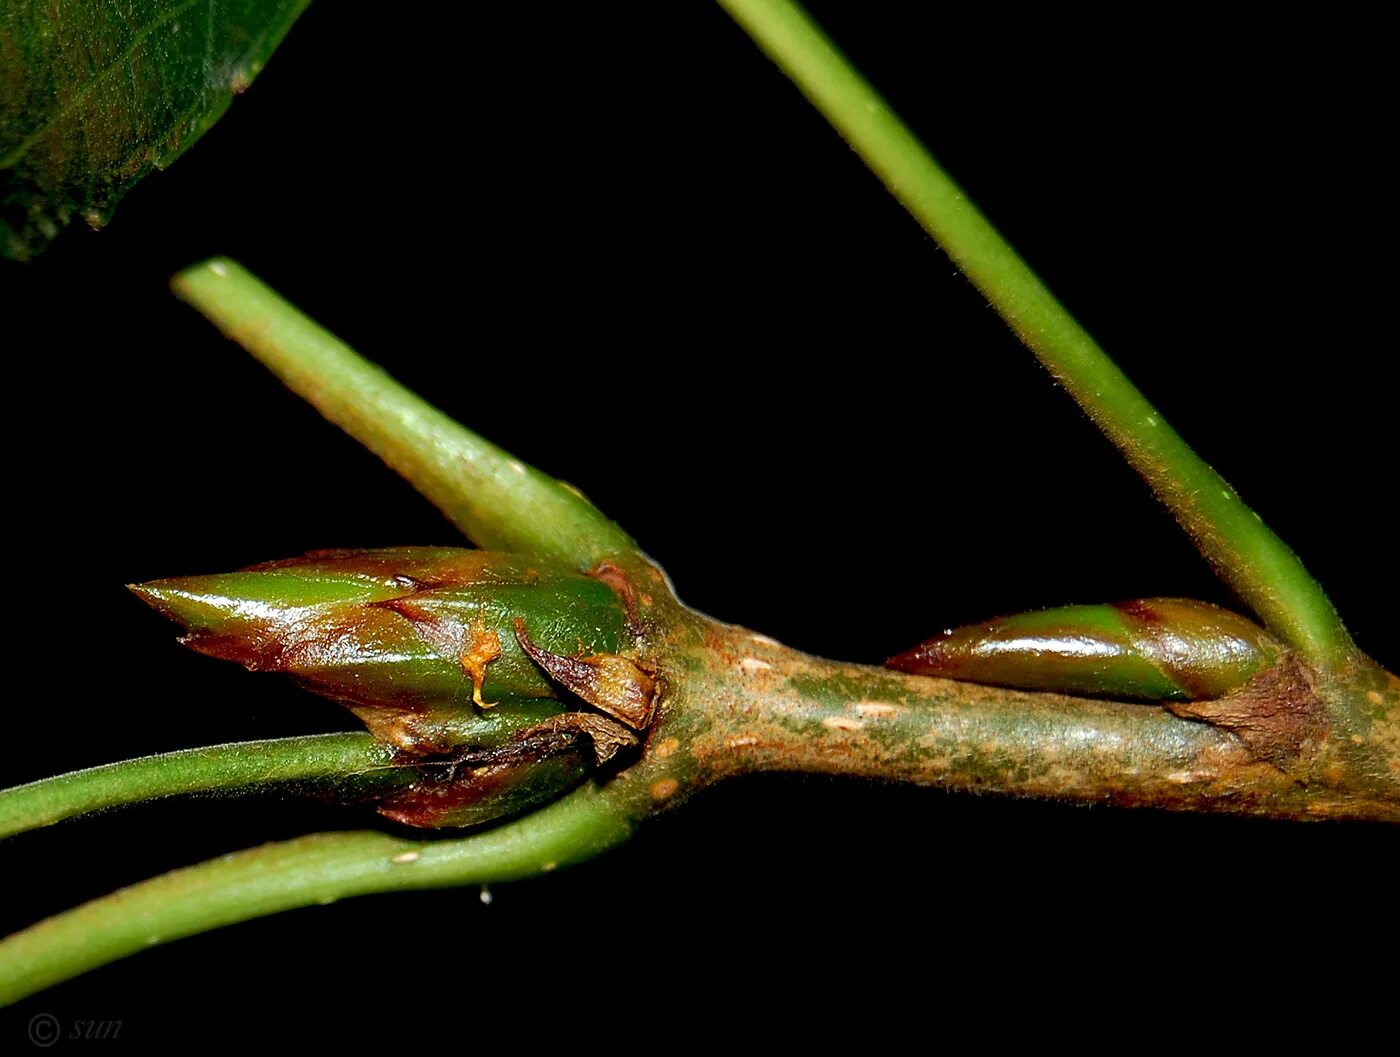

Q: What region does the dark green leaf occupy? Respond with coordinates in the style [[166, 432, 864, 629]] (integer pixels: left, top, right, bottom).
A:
[[0, 0, 311, 260]]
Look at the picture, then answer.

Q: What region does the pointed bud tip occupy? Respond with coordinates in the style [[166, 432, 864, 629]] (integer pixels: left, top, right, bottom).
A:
[[886, 633, 953, 675], [129, 565, 413, 634], [128, 580, 182, 619], [128, 577, 229, 632], [127, 573, 290, 633]]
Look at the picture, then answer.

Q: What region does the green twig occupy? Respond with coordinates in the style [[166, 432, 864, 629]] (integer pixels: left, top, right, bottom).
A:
[[0, 733, 406, 840], [0, 787, 633, 1005], [172, 258, 637, 570], [715, 0, 1356, 668]]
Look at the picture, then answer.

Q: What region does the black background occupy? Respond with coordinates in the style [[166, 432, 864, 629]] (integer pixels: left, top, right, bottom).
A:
[[4, 3, 1395, 1043]]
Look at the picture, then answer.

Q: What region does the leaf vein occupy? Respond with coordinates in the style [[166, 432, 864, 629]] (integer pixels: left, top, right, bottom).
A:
[[0, 0, 204, 169]]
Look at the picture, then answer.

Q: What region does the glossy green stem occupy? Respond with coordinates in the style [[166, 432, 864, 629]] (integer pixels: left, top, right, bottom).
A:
[[0, 787, 633, 1005], [172, 258, 636, 570], [715, 0, 1355, 668], [0, 734, 406, 840]]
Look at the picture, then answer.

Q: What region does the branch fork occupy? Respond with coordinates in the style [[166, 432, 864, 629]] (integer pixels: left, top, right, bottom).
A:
[[2, 0, 1394, 1006]]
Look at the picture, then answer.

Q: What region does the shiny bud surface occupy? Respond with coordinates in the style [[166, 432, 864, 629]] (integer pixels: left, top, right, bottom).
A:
[[132, 548, 630, 755], [887, 598, 1285, 702]]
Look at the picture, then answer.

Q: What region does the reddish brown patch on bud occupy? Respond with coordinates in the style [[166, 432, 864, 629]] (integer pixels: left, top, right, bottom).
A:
[[1167, 655, 1328, 768], [377, 730, 586, 829], [590, 559, 655, 635], [513, 618, 659, 731], [591, 561, 637, 617], [179, 606, 394, 674]]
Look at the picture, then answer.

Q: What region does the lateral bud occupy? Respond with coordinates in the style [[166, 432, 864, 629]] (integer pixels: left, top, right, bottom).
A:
[[886, 598, 1285, 702]]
